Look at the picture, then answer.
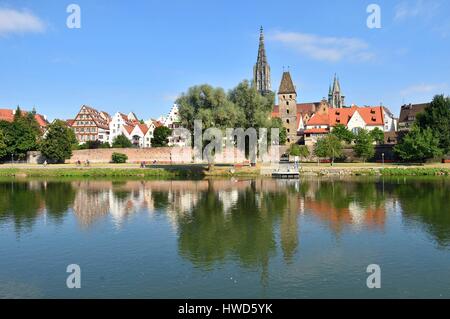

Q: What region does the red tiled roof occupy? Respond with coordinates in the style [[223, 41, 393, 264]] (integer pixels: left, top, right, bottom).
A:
[[124, 125, 134, 134], [66, 119, 75, 127], [137, 123, 149, 135], [0, 109, 48, 127], [304, 128, 329, 134], [307, 106, 384, 127]]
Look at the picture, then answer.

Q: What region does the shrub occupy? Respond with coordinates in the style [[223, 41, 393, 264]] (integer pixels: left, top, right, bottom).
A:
[[111, 152, 128, 164]]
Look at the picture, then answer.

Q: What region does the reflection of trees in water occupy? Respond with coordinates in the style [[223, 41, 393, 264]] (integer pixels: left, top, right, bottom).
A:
[[0, 182, 45, 233], [0, 181, 75, 232], [394, 179, 450, 247], [176, 185, 299, 268]]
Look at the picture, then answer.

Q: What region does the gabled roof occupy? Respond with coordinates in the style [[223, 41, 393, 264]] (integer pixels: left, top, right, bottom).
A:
[[399, 103, 429, 123], [307, 106, 384, 127], [278, 72, 296, 94]]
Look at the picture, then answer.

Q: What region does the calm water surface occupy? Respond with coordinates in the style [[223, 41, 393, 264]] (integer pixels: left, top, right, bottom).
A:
[[0, 177, 449, 298]]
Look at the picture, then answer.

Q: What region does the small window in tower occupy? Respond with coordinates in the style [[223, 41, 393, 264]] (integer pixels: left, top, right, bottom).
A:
[[286, 119, 290, 124], [287, 129, 290, 133], [287, 101, 289, 106], [287, 109, 290, 114], [289, 95, 292, 99]]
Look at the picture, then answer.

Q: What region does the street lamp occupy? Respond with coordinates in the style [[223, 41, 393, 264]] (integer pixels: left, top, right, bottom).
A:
[[382, 153, 385, 166]]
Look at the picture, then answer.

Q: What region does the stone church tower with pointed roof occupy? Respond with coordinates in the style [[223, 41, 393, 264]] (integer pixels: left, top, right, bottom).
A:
[[328, 74, 345, 108], [253, 27, 272, 95], [278, 71, 299, 144]]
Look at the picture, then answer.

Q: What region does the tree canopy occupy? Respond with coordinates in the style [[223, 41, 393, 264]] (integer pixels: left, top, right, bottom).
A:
[[112, 134, 133, 148], [152, 126, 173, 147], [370, 127, 385, 144], [0, 106, 41, 160], [331, 124, 355, 144], [314, 135, 343, 165], [416, 95, 450, 154], [39, 120, 77, 163], [394, 126, 442, 162], [0, 129, 7, 159], [177, 80, 286, 145], [354, 129, 375, 162]]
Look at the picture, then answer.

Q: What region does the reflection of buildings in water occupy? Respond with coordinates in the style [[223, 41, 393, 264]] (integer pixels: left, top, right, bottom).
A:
[[217, 190, 239, 214], [304, 199, 386, 233], [72, 188, 110, 228]]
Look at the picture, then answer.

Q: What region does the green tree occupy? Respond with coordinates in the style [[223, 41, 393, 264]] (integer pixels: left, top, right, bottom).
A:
[[354, 129, 375, 163], [394, 126, 442, 162], [331, 124, 355, 144], [78, 140, 110, 149], [152, 126, 173, 147], [289, 144, 310, 161], [370, 127, 385, 144], [314, 135, 343, 165], [0, 129, 7, 159], [228, 80, 274, 128], [416, 95, 450, 154], [39, 120, 77, 163], [0, 107, 41, 160], [112, 134, 133, 148], [112, 152, 128, 163]]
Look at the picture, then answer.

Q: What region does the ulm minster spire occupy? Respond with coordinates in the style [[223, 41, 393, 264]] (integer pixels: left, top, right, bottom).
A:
[[253, 26, 272, 95]]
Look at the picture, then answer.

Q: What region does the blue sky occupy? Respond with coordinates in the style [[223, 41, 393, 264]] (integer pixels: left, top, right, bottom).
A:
[[0, 0, 449, 121]]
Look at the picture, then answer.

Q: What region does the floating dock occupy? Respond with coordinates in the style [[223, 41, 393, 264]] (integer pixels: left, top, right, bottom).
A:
[[272, 171, 300, 179]]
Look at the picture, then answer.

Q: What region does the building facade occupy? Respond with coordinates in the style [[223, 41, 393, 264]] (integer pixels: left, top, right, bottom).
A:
[[398, 103, 429, 131], [69, 105, 111, 144]]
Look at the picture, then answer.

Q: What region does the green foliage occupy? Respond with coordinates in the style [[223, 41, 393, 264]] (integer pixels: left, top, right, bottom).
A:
[[416, 95, 450, 154], [152, 126, 173, 147], [39, 120, 77, 163], [111, 152, 128, 164], [0, 107, 41, 160], [369, 127, 385, 144], [77, 140, 110, 149], [331, 124, 355, 144], [177, 80, 285, 144], [394, 126, 442, 162], [289, 144, 310, 160], [0, 129, 7, 159], [112, 134, 133, 148], [354, 129, 375, 162], [313, 135, 343, 164]]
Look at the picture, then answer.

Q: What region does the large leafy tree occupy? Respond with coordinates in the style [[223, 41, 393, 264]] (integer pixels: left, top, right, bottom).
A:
[[416, 95, 450, 154], [354, 129, 375, 163], [176, 81, 286, 145], [228, 80, 274, 128], [370, 127, 385, 145], [0, 107, 41, 160], [289, 144, 310, 161], [331, 124, 355, 144], [112, 134, 133, 148], [39, 120, 77, 163], [0, 129, 7, 159], [152, 126, 173, 147], [314, 135, 343, 165], [394, 126, 442, 162]]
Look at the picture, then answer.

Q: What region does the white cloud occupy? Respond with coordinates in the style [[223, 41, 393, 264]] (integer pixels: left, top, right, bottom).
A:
[[394, 0, 441, 21], [400, 83, 448, 96], [0, 8, 46, 36], [268, 31, 375, 63]]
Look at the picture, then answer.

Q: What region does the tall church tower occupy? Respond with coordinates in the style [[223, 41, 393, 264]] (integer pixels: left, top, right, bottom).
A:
[[328, 74, 345, 108], [253, 26, 272, 95], [278, 71, 298, 145]]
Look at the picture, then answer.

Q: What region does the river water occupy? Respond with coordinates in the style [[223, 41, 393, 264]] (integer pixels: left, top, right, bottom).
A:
[[0, 177, 449, 298]]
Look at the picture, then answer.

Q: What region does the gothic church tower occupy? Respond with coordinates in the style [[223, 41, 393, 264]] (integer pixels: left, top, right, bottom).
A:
[[328, 74, 345, 108], [253, 27, 272, 95]]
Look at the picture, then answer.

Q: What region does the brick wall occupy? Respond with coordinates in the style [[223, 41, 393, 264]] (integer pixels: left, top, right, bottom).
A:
[[68, 147, 193, 164]]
